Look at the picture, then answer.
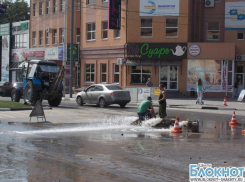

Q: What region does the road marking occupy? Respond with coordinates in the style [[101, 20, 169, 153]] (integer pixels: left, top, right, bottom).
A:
[[0, 113, 16, 118]]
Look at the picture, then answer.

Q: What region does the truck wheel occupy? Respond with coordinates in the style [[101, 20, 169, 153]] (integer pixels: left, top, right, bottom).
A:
[[24, 81, 39, 105], [11, 89, 21, 102], [48, 97, 62, 107]]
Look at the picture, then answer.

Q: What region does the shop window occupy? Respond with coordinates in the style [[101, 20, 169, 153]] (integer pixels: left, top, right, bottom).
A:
[[46, 1, 50, 14], [87, 22, 95, 41], [33, 32, 36, 46], [39, 31, 43, 46], [113, 64, 119, 83], [39, 2, 43, 15], [33, 3, 36, 16], [207, 22, 219, 40], [187, 60, 222, 91], [114, 29, 120, 38], [166, 18, 178, 37], [53, 29, 57, 44], [85, 64, 94, 82], [53, 0, 57, 13], [101, 64, 107, 83], [140, 18, 152, 37], [102, 21, 108, 39], [131, 66, 152, 84], [237, 33, 244, 40]]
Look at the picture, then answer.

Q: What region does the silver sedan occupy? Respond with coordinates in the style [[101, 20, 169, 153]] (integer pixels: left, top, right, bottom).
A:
[[76, 84, 131, 108]]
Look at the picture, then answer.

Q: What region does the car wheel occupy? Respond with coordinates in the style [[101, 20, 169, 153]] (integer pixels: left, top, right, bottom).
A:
[[76, 96, 83, 106], [119, 104, 126, 108], [99, 98, 107, 108]]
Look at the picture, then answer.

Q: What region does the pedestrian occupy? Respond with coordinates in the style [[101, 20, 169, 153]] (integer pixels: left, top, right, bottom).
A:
[[232, 79, 238, 98], [196, 79, 204, 105], [146, 78, 153, 87], [158, 84, 167, 119], [137, 96, 157, 121]]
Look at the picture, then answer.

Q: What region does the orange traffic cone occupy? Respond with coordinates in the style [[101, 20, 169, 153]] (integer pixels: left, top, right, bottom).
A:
[[242, 129, 245, 135], [229, 111, 239, 125], [223, 97, 228, 106], [171, 117, 182, 133]]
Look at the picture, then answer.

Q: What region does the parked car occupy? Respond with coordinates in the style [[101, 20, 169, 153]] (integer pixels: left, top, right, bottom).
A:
[[11, 82, 23, 102], [0, 82, 14, 97], [76, 84, 131, 108]]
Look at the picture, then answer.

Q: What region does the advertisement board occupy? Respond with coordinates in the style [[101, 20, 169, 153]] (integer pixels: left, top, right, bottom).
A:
[[238, 90, 245, 102], [225, 2, 245, 30], [140, 0, 179, 16], [45, 47, 58, 60], [1, 35, 10, 81], [138, 87, 151, 101], [108, 0, 121, 29]]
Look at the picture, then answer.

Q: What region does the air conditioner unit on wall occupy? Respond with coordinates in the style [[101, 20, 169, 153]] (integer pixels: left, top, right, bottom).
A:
[[46, 27, 51, 33], [117, 58, 125, 65], [205, 0, 214, 7], [236, 54, 245, 61]]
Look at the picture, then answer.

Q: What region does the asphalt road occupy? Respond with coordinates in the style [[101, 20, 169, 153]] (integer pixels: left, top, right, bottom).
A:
[[1, 97, 245, 181]]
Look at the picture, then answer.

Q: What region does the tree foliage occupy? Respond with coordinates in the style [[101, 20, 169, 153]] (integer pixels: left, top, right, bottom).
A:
[[0, 0, 29, 24]]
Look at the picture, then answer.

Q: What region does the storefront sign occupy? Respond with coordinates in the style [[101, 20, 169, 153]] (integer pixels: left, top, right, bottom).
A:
[[154, 88, 160, 95], [67, 44, 79, 61], [0, 23, 10, 36], [127, 43, 187, 60], [189, 44, 201, 56], [225, 2, 245, 30], [138, 87, 151, 101], [35, 51, 45, 57], [45, 47, 58, 60], [222, 66, 227, 90], [238, 90, 245, 101], [108, 0, 121, 29], [140, 0, 179, 16], [58, 46, 64, 60]]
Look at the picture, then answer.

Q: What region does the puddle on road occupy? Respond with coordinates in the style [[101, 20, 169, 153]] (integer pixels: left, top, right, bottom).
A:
[[1, 115, 245, 141]]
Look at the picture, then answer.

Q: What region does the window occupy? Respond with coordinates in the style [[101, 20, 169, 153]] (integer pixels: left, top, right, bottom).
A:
[[39, 31, 43, 45], [76, 28, 80, 43], [39, 2, 43, 15], [101, 64, 107, 83], [131, 66, 152, 84], [46, 1, 50, 14], [114, 29, 120, 38], [12, 34, 28, 48], [102, 21, 108, 39], [113, 64, 119, 83], [87, 0, 96, 5], [60, 0, 64, 11], [60, 28, 64, 43], [207, 22, 220, 40], [33, 32, 36, 46], [85, 64, 94, 82], [76, 0, 80, 11], [53, 0, 57, 13], [166, 18, 178, 37], [46, 31, 49, 45], [87, 22, 95, 41], [33, 3, 36, 16], [140, 18, 152, 37], [237, 33, 244, 40], [53, 29, 57, 44]]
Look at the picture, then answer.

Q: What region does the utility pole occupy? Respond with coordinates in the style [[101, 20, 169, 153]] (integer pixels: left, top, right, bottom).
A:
[[69, 0, 74, 98], [62, 0, 67, 98]]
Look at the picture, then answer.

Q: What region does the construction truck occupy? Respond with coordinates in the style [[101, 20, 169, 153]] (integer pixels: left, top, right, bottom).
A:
[[11, 60, 65, 107]]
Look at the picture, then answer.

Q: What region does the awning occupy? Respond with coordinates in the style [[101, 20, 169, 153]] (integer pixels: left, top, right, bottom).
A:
[[126, 59, 182, 66]]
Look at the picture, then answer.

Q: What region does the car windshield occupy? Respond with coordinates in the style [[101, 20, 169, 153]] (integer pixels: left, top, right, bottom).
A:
[[39, 65, 58, 73], [105, 85, 123, 90]]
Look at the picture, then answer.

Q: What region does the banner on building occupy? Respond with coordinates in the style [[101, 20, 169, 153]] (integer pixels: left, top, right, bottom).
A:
[[138, 87, 151, 101], [58, 46, 64, 60], [225, 2, 245, 30], [140, 0, 179, 16], [108, 0, 121, 29], [45, 47, 58, 60], [1, 23, 10, 82]]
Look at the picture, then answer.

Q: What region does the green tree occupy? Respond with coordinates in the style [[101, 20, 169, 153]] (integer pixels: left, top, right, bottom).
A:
[[0, 0, 29, 24]]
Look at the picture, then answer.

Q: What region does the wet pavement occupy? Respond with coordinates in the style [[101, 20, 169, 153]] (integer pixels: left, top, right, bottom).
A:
[[1, 107, 245, 181]]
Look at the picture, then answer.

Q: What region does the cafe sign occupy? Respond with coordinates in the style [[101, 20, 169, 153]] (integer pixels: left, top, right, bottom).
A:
[[127, 43, 187, 60]]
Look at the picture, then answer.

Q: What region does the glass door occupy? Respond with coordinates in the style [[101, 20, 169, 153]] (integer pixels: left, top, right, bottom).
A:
[[159, 66, 178, 90]]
